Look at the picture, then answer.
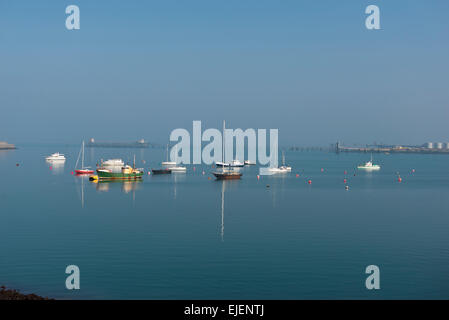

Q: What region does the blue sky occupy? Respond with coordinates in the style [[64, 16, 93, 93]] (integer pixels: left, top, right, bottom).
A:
[[0, 0, 448, 145]]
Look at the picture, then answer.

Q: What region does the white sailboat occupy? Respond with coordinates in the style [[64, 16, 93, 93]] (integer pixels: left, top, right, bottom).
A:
[[266, 150, 291, 173], [170, 144, 186, 172], [162, 144, 176, 167]]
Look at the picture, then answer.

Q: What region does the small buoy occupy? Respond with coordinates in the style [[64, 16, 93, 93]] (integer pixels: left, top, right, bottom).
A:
[[49, 166, 52, 170], [71, 171, 74, 175], [296, 174, 299, 178], [308, 180, 312, 184], [412, 169, 415, 173], [208, 177, 211, 180], [321, 168, 324, 172], [344, 170, 347, 175], [257, 175, 260, 180], [16, 163, 19, 167], [345, 185, 349, 190], [148, 171, 151, 175], [343, 178, 347, 184], [398, 177, 402, 182]]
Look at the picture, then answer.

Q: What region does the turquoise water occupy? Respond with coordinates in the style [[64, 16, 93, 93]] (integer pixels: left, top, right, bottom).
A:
[[1, 146, 449, 299]]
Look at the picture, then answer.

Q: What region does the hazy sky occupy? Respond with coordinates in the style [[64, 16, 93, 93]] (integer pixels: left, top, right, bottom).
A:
[[1, 0, 448, 146]]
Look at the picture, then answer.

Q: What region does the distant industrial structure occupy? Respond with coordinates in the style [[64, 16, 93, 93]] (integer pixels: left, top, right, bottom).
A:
[[334, 141, 449, 154], [0, 141, 16, 150]]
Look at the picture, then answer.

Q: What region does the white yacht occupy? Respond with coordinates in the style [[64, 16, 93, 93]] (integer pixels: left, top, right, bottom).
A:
[[45, 153, 66, 162], [102, 159, 125, 167], [357, 155, 381, 170]]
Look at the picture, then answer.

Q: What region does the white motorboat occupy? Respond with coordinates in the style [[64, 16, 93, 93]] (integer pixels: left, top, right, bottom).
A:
[[357, 155, 381, 170], [244, 160, 256, 165], [215, 161, 230, 167], [46, 152, 66, 162], [216, 160, 244, 167]]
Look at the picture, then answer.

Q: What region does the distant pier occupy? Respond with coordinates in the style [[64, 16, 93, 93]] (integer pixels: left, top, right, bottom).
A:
[[0, 141, 16, 150], [86, 138, 151, 148], [334, 142, 449, 154]]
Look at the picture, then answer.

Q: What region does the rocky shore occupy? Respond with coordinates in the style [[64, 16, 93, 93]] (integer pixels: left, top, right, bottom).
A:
[[0, 286, 52, 300]]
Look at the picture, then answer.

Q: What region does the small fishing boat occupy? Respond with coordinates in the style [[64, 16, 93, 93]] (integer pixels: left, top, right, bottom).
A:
[[93, 156, 143, 180], [151, 168, 172, 174], [74, 141, 94, 175], [357, 155, 381, 170], [46, 153, 66, 162]]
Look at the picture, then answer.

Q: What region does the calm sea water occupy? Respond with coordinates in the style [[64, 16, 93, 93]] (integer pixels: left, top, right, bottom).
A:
[[1, 146, 448, 299]]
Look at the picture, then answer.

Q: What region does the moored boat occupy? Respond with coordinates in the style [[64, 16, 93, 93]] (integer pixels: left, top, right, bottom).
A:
[[46, 153, 66, 162], [151, 168, 172, 174], [74, 141, 94, 175], [212, 170, 242, 180], [357, 154, 381, 170]]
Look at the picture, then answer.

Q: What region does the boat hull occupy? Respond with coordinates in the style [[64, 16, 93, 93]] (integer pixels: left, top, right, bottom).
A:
[[151, 169, 172, 174], [75, 169, 95, 175], [212, 172, 242, 180], [96, 170, 143, 180]]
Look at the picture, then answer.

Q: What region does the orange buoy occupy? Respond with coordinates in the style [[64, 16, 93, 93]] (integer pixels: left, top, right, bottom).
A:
[[296, 174, 299, 178], [343, 178, 347, 184], [208, 177, 211, 180], [257, 175, 260, 180], [71, 171, 74, 175], [398, 176, 402, 182]]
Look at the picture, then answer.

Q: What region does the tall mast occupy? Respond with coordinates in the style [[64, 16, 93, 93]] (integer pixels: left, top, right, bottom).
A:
[[81, 140, 85, 169], [222, 120, 225, 163]]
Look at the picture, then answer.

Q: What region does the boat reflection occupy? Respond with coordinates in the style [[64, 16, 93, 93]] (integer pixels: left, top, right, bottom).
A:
[[94, 180, 142, 194], [46, 160, 65, 175]]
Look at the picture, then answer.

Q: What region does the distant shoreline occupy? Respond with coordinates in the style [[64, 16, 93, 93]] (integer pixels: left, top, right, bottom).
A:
[[0, 286, 51, 300]]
